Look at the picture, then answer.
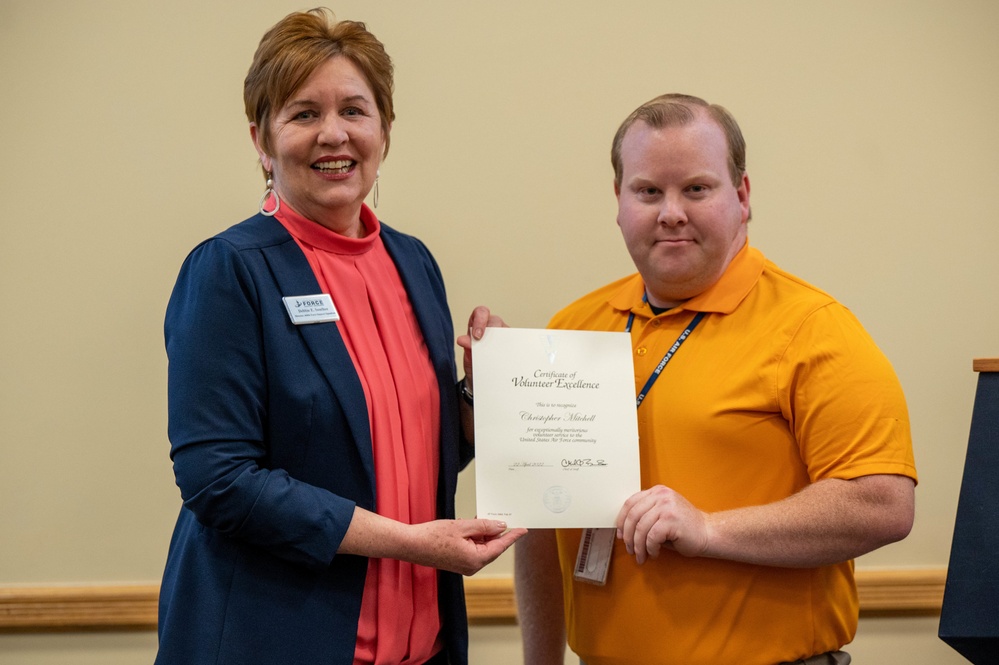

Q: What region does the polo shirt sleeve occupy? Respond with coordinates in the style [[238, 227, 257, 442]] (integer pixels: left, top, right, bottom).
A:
[[777, 302, 918, 484]]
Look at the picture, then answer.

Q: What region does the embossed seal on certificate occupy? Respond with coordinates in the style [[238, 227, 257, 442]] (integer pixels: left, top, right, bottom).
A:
[[543, 486, 572, 513]]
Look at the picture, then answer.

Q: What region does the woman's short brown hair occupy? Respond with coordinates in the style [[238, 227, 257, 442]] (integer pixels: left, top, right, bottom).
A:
[[244, 7, 395, 164], [611, 93, 746, 189]]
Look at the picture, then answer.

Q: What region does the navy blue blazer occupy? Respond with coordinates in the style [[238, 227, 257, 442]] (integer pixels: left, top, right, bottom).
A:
[[156, 213, 472, 665]]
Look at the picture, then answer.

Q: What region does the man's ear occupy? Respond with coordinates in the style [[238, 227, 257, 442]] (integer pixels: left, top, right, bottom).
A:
[[738, 172, 751, 223]]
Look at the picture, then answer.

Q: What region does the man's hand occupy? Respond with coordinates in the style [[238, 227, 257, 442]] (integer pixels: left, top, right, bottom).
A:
[[616, 484, 710, 564], [614, 475, 915, 568]]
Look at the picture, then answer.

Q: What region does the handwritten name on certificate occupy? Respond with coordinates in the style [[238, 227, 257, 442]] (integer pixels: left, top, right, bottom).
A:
[[472, 328, 640, 528]]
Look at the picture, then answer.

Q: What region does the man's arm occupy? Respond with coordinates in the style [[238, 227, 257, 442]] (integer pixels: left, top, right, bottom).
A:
[[617, 473, 915, 567], [515, 529, 567, 665]]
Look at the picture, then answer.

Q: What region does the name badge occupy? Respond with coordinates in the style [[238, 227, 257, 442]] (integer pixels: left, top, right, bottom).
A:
[[282, 294, 340, 325], [573, 527, 616, 585]]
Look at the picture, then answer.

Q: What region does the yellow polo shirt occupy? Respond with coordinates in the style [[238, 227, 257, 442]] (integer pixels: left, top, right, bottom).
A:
[[549, 243, 917, 665]]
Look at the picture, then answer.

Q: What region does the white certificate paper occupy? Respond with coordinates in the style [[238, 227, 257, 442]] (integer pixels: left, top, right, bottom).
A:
[[472, 328, 641, 528]]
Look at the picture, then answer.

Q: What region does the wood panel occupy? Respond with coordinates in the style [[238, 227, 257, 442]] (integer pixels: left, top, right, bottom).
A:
[[0, 585, 157, 632], [0, 569, 946, 632]]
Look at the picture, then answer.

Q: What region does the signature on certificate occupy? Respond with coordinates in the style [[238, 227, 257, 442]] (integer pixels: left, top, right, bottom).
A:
[[561, 458, 608, 468]]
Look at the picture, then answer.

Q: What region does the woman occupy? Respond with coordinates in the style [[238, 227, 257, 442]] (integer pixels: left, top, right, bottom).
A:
[[155, 9, 523, 665]]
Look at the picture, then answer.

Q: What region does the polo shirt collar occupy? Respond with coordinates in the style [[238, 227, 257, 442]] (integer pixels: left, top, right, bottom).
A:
[[609, 241, 765, 316]]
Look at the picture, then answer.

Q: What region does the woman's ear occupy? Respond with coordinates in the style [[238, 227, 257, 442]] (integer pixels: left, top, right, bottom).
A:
[[249, 123, 273, 173], [381, 121, 392, 160]]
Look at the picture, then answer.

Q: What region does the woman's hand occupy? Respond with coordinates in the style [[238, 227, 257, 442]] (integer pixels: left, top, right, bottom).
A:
[[408, 518, 528, 576], [339, 508, 527, 576], [456, 305, 508, 391]]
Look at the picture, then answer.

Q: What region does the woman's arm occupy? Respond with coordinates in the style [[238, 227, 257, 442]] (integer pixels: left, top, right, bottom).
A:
[[167, 237, 357, 569], [340, 508, 525, 576]]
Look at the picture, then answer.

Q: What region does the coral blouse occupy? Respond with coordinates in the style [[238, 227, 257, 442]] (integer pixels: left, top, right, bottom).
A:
[[275, 203, 442, 665]]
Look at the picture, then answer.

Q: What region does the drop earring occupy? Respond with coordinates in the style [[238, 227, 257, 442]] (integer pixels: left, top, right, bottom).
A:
[[259, 172, 281, 216], [373, 169, 380, 208]]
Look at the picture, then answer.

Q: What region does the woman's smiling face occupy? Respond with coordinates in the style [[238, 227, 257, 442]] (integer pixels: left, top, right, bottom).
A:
[[252, 56, 386, 237]]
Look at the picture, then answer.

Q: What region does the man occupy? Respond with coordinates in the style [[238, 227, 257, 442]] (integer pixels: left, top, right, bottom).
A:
[[514, 94, 917, 665]]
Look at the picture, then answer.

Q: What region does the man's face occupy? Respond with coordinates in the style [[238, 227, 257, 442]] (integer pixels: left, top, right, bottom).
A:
[[615, 113, 750, 308]]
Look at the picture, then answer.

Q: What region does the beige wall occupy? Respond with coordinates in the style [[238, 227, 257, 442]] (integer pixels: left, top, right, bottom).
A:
[[2, 0, 997, 662]]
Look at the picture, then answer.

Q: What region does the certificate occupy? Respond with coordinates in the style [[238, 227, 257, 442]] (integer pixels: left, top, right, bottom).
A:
[[472, 327, 641, 528]]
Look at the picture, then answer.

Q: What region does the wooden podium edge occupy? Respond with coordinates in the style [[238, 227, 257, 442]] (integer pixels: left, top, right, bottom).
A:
[[0, 569, 946, 632], [973, 358, 999, 372]]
